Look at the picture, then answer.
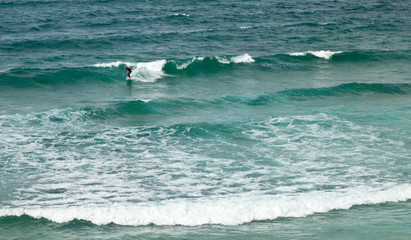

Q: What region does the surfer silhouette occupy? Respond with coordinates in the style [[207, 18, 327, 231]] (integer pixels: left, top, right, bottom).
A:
[[123, 66, 133, 78]]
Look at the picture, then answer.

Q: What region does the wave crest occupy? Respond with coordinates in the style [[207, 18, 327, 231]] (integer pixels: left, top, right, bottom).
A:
[[94, 54, 254, 81], [94, 60, 167, 82], [1, 184, 410, 226], [288, 50, 343, 59], [163, 53, 255, 75]]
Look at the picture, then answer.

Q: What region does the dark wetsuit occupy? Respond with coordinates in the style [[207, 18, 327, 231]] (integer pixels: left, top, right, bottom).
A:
[[125, 67, 132, 78]]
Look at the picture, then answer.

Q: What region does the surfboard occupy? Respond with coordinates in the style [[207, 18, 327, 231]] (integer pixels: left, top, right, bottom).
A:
[[126, 78, 132, 86]]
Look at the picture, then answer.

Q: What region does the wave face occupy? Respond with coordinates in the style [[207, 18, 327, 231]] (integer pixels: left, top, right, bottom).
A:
[[1, 0, 411, 239], [242, 83, 411, 106]]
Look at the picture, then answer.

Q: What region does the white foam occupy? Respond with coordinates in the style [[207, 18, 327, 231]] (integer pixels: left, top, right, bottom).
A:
[[216, 54, 255, 64], [230, 53, 255, 63], [93, 61, 136, 68], [174, 54, 254, 70], [132, 60, 167, 82], [288, 50, 343, 59], [173, 13, 190, 17], [216, 56, 231, 64], [93, 60, 167, 82], [1, 184, 410, 226]]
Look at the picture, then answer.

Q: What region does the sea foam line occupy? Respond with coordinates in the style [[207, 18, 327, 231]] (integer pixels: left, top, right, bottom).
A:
[[1, 184, 410, 226], [288, 50, 343, 59]]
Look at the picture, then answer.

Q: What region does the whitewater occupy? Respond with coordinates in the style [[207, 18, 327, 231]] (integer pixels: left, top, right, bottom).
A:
[[2, 184, 411, 226]]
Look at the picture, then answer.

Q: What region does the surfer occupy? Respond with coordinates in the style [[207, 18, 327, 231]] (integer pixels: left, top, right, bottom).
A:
[[123, 66, 133, 78]]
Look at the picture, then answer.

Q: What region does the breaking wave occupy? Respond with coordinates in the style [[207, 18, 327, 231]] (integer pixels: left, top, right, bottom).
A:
[[288, 50, 343, 59], [1, 184, 410, 226], [92, 54, 254, 81], [2, 50, 410, 88]]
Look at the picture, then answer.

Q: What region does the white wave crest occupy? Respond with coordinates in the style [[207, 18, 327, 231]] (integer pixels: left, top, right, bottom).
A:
[[93, 60, 167, 82], [289, 50, 343, 59], [131, 60, 167, 82], [216, 56, 231, 64], [1, 184, 410, 226], [173, 13, 190, 17], [93, 61, 136, 68], [230, 53, 255, 63], [215, 53, 255, 65], [174, 54, 254, 70]]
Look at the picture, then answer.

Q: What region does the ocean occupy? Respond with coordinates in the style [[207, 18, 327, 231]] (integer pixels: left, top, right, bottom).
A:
[[1, 0, 411, 239]]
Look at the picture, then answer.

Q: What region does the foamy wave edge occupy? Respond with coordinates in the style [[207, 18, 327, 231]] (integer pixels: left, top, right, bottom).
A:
[[93, 54, 254, 79], [94, 60, 167, 82], [1, 184, 410, 226], [175, 53, 255, 69], [218, 53, 255, 64], [288, 50, 343, 59]]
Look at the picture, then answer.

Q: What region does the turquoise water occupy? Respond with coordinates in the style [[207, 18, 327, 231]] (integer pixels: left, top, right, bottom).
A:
[[1, 0, 411, 239]]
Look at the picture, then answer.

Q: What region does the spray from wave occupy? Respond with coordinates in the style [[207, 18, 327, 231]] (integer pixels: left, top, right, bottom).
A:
[[130, 60, 167, 82]]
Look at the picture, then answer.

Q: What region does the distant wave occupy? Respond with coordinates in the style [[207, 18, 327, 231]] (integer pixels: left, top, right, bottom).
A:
[[92, 51, 410, 84], [176, 53, 254, 67], [163, 53, 255, 75], [93, 60, 167, 82], [2, 50, 410, 88], [1, 184, 410, 226], [284, 49, 411, 61], [288, 50, 343, 59], [240, 82, 411, 106], [93, 54, 254, 81], [94, 54, 254, 68], [171, 13, 190, 17], [93, 61, 135, 68]]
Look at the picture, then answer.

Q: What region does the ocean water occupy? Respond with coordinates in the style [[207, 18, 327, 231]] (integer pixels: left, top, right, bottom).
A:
[[1, 0, 411, 239]]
